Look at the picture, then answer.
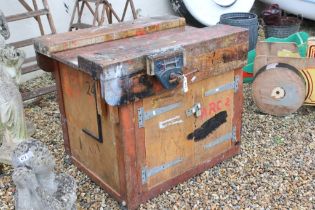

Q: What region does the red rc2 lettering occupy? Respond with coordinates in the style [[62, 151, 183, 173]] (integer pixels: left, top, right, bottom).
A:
[[201, 96, 231, 120]]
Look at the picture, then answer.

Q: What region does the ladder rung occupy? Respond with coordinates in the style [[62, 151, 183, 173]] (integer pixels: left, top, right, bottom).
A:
[[22, 85, 57, 101], [6, 9, 49, 22], [84, 0, 102, 2], [22, 64, 40, 74], [24, 56, 37, 64], [71, 23, 93, 29], [9, 38, 34, 48]]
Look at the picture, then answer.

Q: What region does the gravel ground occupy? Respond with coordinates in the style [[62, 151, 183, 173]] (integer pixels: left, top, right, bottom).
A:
[[1, 71, 315, 210]]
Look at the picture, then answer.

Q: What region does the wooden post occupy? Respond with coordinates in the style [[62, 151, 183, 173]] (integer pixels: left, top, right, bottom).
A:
[[69, 0, 136, 31], [5, 0, 57, 101]]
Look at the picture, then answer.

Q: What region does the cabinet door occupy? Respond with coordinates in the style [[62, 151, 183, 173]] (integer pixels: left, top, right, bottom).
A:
[[193, 71, 235, 163], [141, 70, 237, 189]]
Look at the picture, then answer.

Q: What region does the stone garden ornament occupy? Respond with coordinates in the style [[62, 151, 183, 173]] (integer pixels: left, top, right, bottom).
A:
[[0, 10, 28, 164], [12, 139, 77, 210]]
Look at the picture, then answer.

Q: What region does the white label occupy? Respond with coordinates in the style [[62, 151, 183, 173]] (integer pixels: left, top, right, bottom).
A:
[[182, 75, 188, 93], [266, 63, 278, 70], [18, 151, 34, 163], [159, 116, 183, 129]]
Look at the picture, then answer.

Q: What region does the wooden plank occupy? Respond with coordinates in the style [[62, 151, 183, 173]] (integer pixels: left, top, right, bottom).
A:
[[22, 63, 39, 74], [10, 38, 34, 48], [122, 0, 137, 21], [75, 25, 248, 79], [133, 100, 146, 204], [92, 0, 100, 26], [42, 0, 56, 33], [129, 0, 137, 20], [32, 0, 45, 35], [85, 1, 96, 17], [253, 55, 315, 75], [70, 23, 93, 29], [18, 0, 34, 12], [52, 27, 188, 70], [6, 9, 48, 22], [56, 27, 247, 106], [43, 60, 72, 154], [118, 103, 140, 208], [24, 56, 37, 63], [22, 85, 56, 101], [17, 0, 45, 35], [104, 0, 121, 22], [68, 0, 79, 31], [34, 16, 186, 56], [36, 53, 55, 72]]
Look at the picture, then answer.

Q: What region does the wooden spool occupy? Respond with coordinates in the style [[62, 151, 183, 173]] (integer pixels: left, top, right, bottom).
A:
[[252, 63, 306, 116]]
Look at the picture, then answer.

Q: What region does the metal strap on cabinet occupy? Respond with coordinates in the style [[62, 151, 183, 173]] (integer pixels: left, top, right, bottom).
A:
[[204, 126, 236, 150], [138, 102, 182, 128], [142, 158, 182, 184], [204, 76, 240, 97]]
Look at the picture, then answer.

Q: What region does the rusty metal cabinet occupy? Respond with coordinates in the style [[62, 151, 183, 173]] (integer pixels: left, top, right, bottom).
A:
[[34, 16, 248, 209]]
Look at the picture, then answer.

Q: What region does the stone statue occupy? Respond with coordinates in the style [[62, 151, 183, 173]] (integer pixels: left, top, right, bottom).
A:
[[0, 10, 28, 164], [0, 10, 10, 48], [0, 10, 25, 84], [12, 139, 77, 210]]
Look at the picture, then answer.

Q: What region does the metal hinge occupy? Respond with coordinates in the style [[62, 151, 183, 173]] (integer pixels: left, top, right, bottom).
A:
[[204, 126, 236, 150], [138, 102, 182, 128], [142, 158, 182, 184], [204, 75, 240, 97], [186, 103, 201, 118]]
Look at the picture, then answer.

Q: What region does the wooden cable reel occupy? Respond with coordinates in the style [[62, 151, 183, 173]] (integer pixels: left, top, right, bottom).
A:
[[252, 63, 306, 116]]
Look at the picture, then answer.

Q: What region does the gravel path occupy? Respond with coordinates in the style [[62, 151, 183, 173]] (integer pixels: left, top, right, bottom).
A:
[[1, 73, 314, 210]]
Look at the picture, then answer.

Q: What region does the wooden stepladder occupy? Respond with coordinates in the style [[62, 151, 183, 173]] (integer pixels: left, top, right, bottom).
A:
[[69, 0, 137, 31], [6, 0, 57, 101]]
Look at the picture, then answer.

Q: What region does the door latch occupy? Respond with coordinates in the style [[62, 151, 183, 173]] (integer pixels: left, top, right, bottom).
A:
[[186, 103, 202, 118]]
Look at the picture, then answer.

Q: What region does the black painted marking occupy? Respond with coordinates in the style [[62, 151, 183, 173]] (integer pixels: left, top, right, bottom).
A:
[[187, 111, 227, 142], [64, 3, 69, 14]]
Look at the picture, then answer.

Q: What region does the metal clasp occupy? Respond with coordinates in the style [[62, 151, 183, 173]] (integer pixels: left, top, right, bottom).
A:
[[204, 75, 240, 97], [186, 103, 201, 118]]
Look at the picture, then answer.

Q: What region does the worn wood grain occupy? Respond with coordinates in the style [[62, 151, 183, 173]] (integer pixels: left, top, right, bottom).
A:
[[142, 70, 235, 189], [34, 16, 186, 56], [252, 65, 305, 116], [76, 25, 247, 78], [59, 64, 121, 192], [50, 25, 247, 106], [35, 19, 247, 209]]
